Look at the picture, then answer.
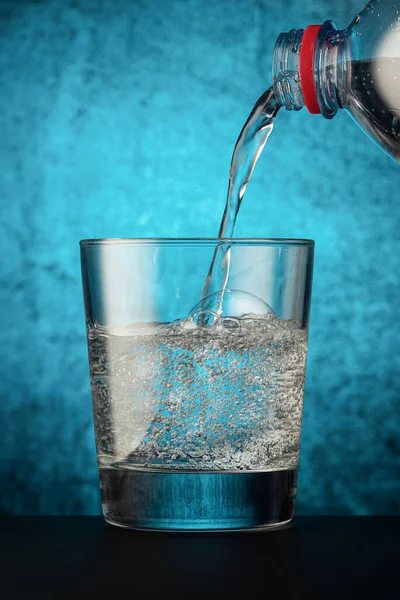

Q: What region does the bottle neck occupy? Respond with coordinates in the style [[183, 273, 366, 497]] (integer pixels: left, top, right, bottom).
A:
[[272, 21, 350, 119]]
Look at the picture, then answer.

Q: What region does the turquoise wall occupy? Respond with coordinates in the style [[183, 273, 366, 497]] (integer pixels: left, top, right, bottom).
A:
[[1, 0, 399, 515]]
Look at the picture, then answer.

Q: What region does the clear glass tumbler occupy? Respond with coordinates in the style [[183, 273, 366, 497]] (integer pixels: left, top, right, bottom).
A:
[[80, 238, 314, 531]]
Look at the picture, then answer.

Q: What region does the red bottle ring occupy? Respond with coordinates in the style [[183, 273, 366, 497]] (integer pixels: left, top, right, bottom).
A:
[[299, 25, 322, 114]]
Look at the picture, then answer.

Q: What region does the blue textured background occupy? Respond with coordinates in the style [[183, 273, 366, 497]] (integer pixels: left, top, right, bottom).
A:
[[1, 0, 399, 515]]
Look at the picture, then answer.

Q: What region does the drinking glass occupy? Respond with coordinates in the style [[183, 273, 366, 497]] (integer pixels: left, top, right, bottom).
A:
[[80, 238, 314, 531]]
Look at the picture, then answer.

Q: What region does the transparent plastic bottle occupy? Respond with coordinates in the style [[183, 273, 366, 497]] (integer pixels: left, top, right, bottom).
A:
[[272, 0, 400, 161]]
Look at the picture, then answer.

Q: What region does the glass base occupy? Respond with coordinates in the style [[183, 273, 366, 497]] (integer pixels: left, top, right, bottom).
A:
[[100, 466, 297, 532]]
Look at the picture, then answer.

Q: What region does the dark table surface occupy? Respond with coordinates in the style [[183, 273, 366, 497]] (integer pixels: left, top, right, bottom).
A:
[[0, 517, 398, 599]]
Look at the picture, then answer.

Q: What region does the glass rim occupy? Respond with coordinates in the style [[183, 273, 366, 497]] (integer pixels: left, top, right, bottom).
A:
[[80, 237, 315, 248]]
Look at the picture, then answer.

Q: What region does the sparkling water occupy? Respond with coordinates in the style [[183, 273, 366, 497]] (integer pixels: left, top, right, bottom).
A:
[[90, 314, 306, 471], [201, 87, 279, 315]]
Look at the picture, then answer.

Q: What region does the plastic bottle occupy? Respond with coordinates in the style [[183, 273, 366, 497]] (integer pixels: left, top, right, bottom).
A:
[[272, 0, 400, 161]]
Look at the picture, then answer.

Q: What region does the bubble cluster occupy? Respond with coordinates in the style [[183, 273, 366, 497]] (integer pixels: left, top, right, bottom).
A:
[[89, 314, 308, 472]]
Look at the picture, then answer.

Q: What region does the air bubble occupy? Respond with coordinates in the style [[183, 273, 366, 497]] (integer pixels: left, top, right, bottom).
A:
[[188, 309, 221, 328], [188, 289, 275, 327], [222, 317, 241, 330]]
